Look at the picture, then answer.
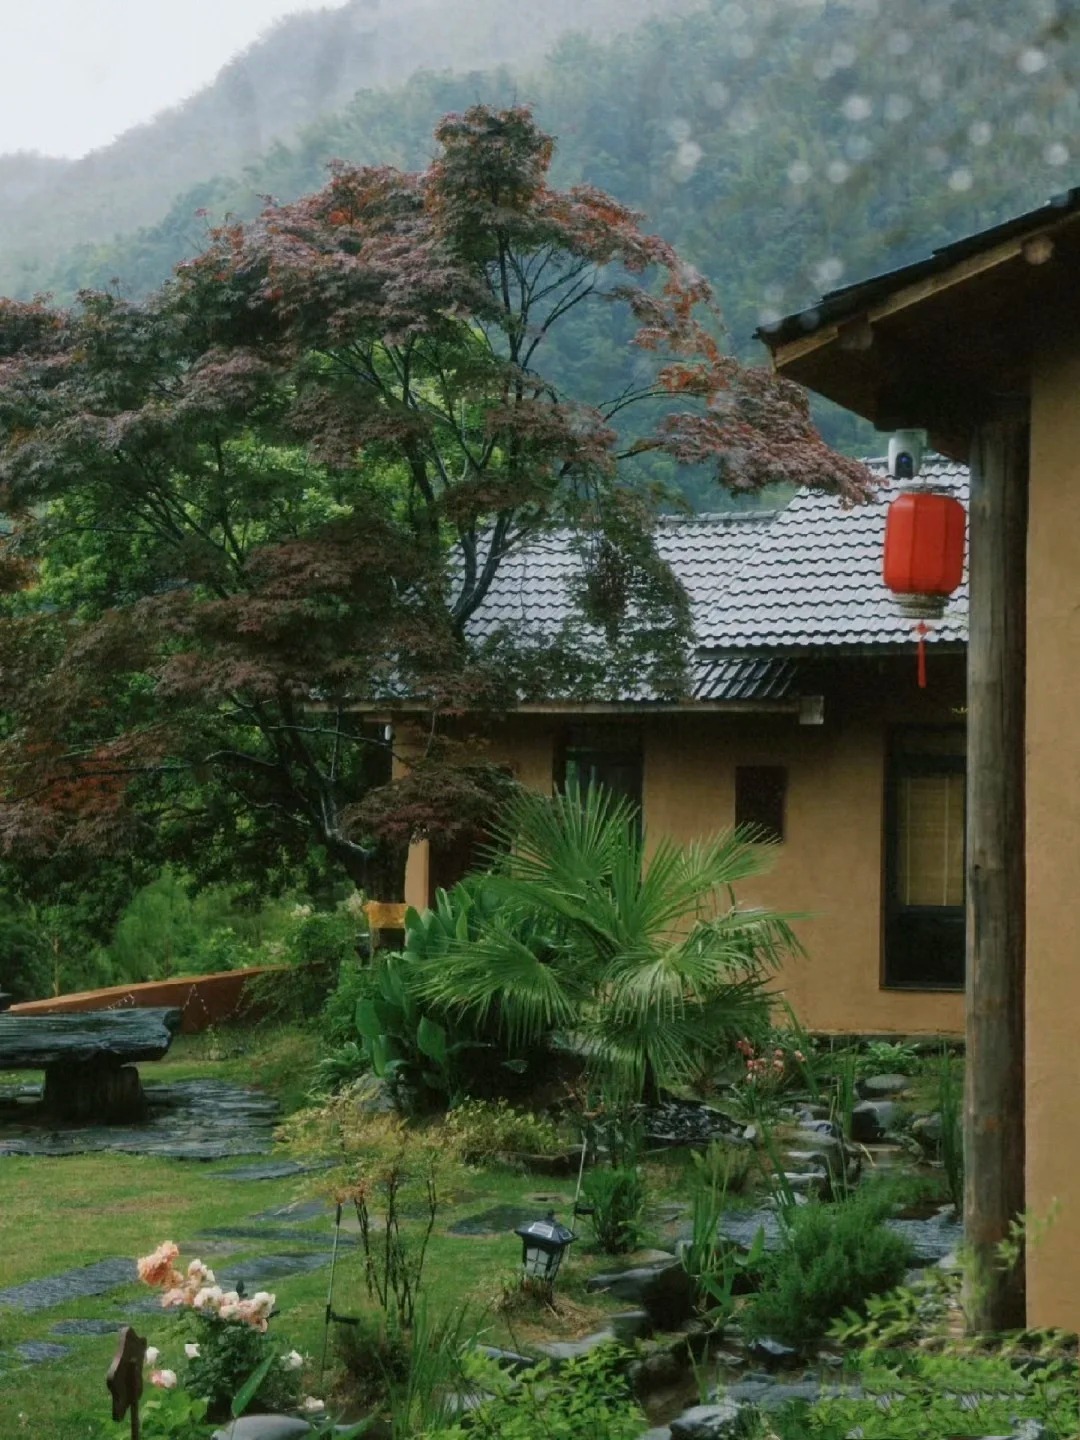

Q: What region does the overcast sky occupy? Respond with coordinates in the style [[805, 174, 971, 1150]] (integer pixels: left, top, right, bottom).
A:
[[3, 0, 350, 159]]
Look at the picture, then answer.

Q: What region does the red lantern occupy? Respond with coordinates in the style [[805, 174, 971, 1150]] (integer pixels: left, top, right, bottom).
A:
[[883, 487, 966, 688], [883, 489, 966, 607]]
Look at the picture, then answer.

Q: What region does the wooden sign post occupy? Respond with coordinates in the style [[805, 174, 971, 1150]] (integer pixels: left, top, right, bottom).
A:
[[106, 1326, 147, 1440]]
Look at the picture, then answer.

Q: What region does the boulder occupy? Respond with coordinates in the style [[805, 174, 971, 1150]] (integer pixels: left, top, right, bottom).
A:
[[746, 1336, 799, 1368], [850, 1099, 906, 1143], [669, 1399, 752, 1438], [586, 1259, 696, 1329], [350, 1074, 398, 1115], [534, 1330, 614, 1366], [911, 1111, 944, 1153], [477, 1344, 534, 1374], [610, 1309, 652, 1342], [857, 1074, 911, 1098]]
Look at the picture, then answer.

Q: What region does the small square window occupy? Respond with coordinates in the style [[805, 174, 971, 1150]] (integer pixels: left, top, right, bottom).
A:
[[735, 765, 787, 843]]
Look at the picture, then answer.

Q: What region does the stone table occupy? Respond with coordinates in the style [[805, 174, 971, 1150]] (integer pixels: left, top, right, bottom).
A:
[[0, 1008, 181, 1122]]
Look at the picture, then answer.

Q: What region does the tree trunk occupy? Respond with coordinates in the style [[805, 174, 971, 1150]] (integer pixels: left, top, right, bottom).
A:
[[963, 416, 1028, 1333]]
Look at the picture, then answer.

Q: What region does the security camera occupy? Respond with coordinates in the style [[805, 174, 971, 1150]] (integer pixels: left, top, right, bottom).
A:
[[887, 429, 927, 481]]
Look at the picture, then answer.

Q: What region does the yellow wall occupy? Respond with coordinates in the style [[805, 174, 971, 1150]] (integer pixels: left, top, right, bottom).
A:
[[1025, 346, 1080, 1331], [411, 673, 965, 1038], [642, 705, 963, 1036]]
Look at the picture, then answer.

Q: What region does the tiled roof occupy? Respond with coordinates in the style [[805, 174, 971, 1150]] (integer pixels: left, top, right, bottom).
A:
[[463, 457, 969, 701], [697, 458, 968, 651], [465, 511, 774, 647]]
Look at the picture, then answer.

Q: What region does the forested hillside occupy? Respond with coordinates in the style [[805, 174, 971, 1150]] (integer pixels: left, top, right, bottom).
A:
[[0, 0, 699, 289], [2, 0, 1075, 463]]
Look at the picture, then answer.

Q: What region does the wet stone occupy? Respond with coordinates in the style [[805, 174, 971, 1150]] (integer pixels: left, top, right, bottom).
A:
[[51, 1318, 123, 1336], [197, 1225, 336, 1248], [213, 1250, 336, 1289], [448, 1205, 538, 1237], [0, 1257, 134, 1313], [885, 1210, 963, 1265], [535, 1329, 615, 1367], [0, 1079, 279, 1161], [251, 1200, 331, 1224], [14, 1340, 71, 1365], [211, 1158, 334, 1182]]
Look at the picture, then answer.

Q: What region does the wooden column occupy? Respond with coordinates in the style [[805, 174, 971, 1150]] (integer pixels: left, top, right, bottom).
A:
[[963, 416, 1028, 1333]]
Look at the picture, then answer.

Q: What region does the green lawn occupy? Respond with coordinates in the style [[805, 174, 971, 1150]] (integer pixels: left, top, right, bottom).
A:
[[0, 1030, 670, 1437]]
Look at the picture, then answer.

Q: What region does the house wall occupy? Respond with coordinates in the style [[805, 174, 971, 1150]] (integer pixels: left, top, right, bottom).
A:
[[411, 661, 965, 1038], [1024, 345, 1080, 1331]]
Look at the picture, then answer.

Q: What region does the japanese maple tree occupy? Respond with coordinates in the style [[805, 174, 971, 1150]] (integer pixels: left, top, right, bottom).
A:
[[0, 106, 867, 891]]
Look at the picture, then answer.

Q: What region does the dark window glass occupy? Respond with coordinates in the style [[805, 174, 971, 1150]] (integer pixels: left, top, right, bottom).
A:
[[884, 727, 966, 991], [735, 765, 787, 843], [558, 726, 643, 814]]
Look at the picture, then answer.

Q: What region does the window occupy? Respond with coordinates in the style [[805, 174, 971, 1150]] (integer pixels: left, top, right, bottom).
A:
[[557, 726, 643, 814], [884, 728, 966, 990], [735, 765, 787, 843]]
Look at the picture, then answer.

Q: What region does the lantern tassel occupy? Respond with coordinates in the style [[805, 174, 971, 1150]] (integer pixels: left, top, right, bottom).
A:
[[916, 621, 928, 689]]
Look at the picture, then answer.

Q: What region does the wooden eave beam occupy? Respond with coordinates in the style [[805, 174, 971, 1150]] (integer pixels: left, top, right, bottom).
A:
[[768, 220, 1071, 380]]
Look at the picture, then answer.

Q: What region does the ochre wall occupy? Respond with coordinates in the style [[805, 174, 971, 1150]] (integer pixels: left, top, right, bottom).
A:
[[642, 704, 962, 1036], [1024, 347, 1080, 1331], [414, 675, 964, 1038]]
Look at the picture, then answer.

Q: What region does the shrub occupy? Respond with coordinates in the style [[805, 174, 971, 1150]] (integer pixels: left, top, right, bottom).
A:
[[859, 1039, 921, 1076], [443, 1099, 564, 1161], [580, 1166, 647, 1254], [769, 1347, 1078, 1440], [742, 1191, 912, 1349], [427, 1345, 645, 1440], [334, 1311, 412, 1412], [322, 957, 377, 1045]]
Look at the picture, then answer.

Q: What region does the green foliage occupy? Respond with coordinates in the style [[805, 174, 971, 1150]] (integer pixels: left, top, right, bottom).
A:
[[828, 1269, 957, 1352], [829, 1047, 860, 1144], [334, 1310, 413, 1412], [742, 1192, 913, 1350], [183, 1313, 302, 1422], [936, 1047, 964, 1213], [580, 1165, 647, 1254], [443, 1099, 564, 1161], [321, 958, 377, 1046], [77, 1386, 210, 1439], [0, 912, 51, 1001], [766, 1347, 1078, 1440], [858, 1040, 921, 1077], [679, 1141, 762, 1319], [425, 1344, 645, 1440], [417, 782, 798, 1104], [353, 951, 464, 1109]]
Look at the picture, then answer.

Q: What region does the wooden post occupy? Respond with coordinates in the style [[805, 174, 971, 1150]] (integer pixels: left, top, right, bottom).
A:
[[963, 416, 1028, 1333]]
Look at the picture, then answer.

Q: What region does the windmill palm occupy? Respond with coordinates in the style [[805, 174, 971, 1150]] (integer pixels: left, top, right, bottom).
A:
[[416, 781, 802, 1104]]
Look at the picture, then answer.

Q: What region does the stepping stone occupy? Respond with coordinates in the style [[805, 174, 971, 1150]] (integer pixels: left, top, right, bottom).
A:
[[535, 1330, 615, 1366], [447, 1205, 537, 1237], [211, 1159, 334, 1182], [0, 1257, 134, 1313], [251, 1201, 331, 1224], [14, 1340, 72, 1365], [213, 1250, 336, 1289], [0, 1079, 280, 1161], [51, 1318, 122, 1336], [196, 1225, 337, 1248]]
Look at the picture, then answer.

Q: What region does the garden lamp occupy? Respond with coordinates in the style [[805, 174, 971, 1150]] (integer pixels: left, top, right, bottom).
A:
[[514, 1211, 576, 1286]]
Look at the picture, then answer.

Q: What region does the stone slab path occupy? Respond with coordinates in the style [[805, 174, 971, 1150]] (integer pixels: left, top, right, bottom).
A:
[[0, 1258, 135, 1313], [0, 1079, 279, 1160]]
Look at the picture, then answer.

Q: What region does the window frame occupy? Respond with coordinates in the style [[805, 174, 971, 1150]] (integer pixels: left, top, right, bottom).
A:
[[734, 764, 788, 845], [882, 725, 966, 992]]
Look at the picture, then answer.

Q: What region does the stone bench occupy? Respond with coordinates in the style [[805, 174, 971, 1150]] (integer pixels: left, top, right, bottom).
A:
[[0, 1008, 182, 1122]]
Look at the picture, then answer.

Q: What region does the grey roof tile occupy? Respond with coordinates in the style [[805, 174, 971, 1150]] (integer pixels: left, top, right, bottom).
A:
[[698, 458, 967, 649], [463, 457, 968, 700]]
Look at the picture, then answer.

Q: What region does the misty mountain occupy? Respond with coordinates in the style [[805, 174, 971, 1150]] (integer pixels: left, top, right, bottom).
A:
[[0, 0, 701, 286]]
